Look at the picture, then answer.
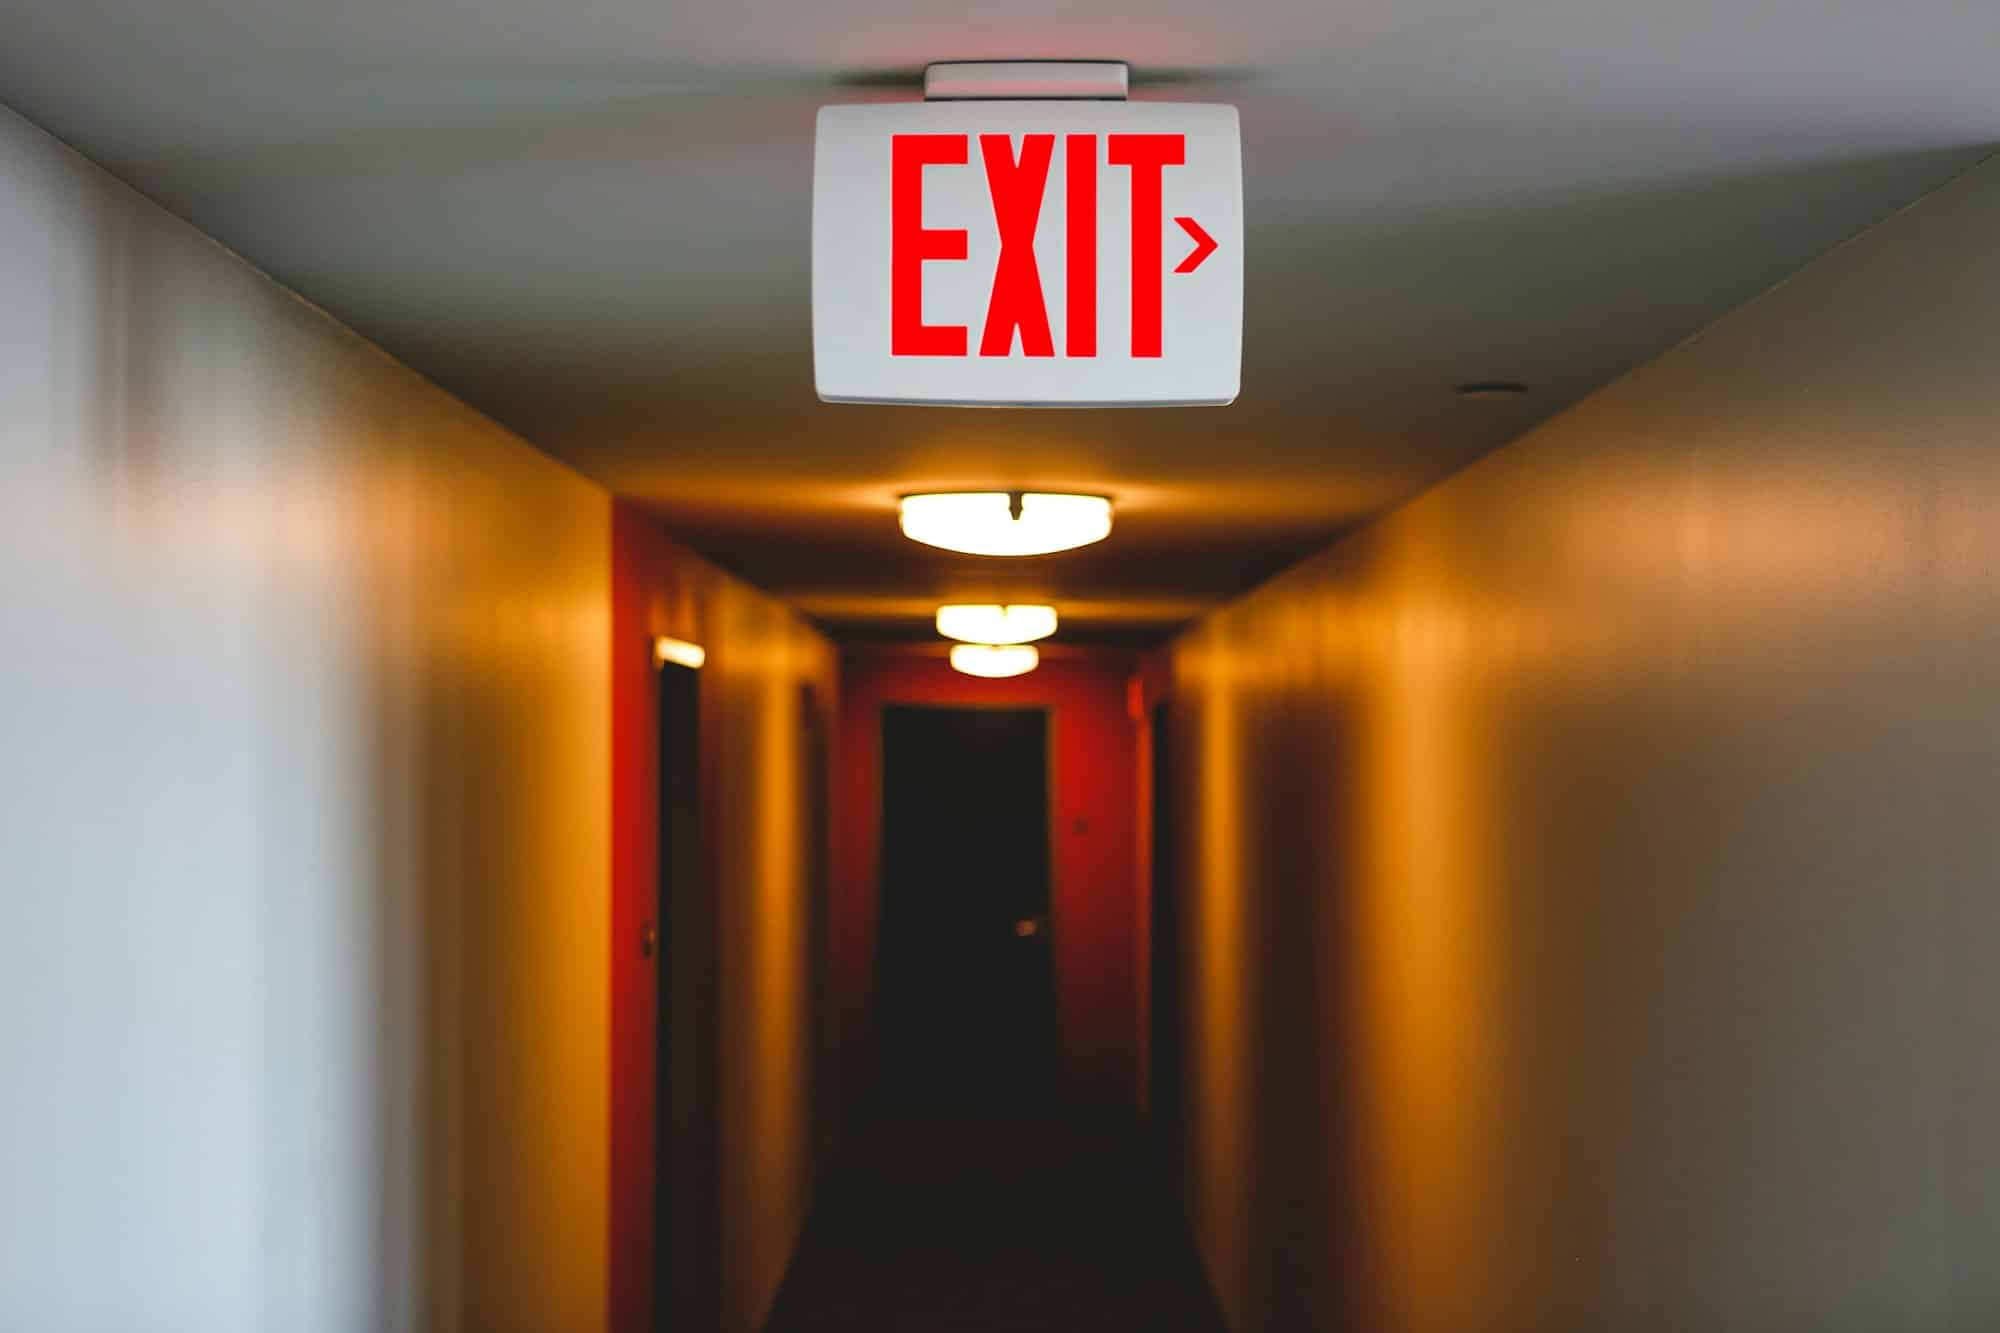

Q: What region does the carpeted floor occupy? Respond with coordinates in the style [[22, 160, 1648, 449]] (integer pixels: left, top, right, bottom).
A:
[[760, 1113, 1229, 1332]]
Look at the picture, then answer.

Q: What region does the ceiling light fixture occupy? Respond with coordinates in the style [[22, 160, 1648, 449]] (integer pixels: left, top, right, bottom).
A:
[[949, 643, 1040, 679], [653, 636, 706, 670], [935, 604, 1059, 645], [1455, 381, 1530, 399], [899, 492, 1112, 557]]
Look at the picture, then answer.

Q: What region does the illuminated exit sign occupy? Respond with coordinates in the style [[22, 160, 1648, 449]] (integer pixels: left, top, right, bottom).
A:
[[813, 101, 1242, 407]]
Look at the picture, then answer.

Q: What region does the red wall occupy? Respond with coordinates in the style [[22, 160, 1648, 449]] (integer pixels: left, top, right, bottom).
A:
[[834, 647, 1145, 1109], [609, 506, 698, 1333], [1132, 648, 1173, 1114], [609, 502, 838, 1333]]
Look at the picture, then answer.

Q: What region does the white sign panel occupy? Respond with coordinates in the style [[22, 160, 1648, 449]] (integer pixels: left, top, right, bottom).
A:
[[813, 101, 1242, 407]]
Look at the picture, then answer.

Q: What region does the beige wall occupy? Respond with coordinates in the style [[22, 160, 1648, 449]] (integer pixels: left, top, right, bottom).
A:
[[1167, 153, 2000, 1331], [707, 590, 837, 1333], [0, 105, 611, 1332]]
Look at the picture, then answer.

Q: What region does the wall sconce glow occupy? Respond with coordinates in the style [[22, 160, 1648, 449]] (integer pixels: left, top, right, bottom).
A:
[[935, 604, 1059, 645], [899, 492, 1112, 557], [653, 636, 706, 670], [949, 643, 1040, 678]]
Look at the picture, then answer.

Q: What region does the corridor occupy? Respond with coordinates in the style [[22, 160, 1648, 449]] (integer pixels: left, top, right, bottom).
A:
[[7, 5, 2000, 1333], [762, 1116, 1226, 1332]]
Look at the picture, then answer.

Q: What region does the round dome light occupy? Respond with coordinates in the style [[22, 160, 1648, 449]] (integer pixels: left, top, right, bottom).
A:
[[899, 492, 1111, 557], [949, 643, 1040, 678], [935, 604, 1058, 645]]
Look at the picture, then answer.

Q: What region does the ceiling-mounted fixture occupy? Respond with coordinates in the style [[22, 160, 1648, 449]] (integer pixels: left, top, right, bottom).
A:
[[900, 492, 1112, 557], [652, 636, 706, 670], [936, 604, 1059, 645], [922, 61, 1130, 101], [1455, 381, 1530, 399], [813, 63, 1242, 407], [950, 643, 1040, 678]]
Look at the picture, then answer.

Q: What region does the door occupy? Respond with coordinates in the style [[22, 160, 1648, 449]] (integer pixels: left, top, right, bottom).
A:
[[879, 705, 1052, 1111], [653, 658, 715, 1331]]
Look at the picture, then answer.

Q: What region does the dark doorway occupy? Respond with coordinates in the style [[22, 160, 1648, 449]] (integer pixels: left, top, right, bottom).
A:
[[1149, 702, 1183, 1160], [879, 705, 1052, 1111], [653, 657, 714, 1332]]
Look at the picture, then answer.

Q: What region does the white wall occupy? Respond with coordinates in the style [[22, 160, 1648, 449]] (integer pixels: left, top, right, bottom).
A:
[[0, 105, 611, 1331], [1169, 151, 2000, 1331]]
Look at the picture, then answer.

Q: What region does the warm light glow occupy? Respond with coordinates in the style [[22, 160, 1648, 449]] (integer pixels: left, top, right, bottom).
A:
[[653, 636, 706, 670], [949, 643, 1040, 678], [899, 492, 1112, 557], [935, 604, 1059, 645]]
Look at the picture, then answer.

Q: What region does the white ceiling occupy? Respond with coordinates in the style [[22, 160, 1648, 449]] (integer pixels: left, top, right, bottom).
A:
[[5, 0, 1993, 639]]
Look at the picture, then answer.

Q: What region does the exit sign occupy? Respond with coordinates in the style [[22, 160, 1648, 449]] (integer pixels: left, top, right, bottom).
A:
[[813, 101, 1242, 407]]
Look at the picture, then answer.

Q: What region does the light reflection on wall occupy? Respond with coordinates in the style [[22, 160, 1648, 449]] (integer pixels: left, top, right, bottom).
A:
[[706, 594, 831, 1333], [1357, 588, 1504, 1332], [736, 641, 807, 1331], [1181, 641, 1253, 1324]]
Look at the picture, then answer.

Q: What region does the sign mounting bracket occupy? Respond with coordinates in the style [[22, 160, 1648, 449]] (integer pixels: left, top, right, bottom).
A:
[[923, 61, 1130, 102]]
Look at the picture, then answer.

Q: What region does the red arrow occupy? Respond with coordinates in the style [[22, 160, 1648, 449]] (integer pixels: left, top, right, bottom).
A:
[[1173, 216, 1218, 273]]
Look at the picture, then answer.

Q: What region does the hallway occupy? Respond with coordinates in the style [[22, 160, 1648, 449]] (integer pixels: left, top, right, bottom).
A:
[[8, 10, 2000, 1333], [763, 1115, 1227, 1333]]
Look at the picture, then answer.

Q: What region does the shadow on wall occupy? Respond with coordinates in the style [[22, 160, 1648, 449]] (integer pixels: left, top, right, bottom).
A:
[[1163, 152, 2000, 1331]]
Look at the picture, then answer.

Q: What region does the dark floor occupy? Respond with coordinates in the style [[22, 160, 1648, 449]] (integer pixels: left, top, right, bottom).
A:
[[761, 1113, 1230, 1332]]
